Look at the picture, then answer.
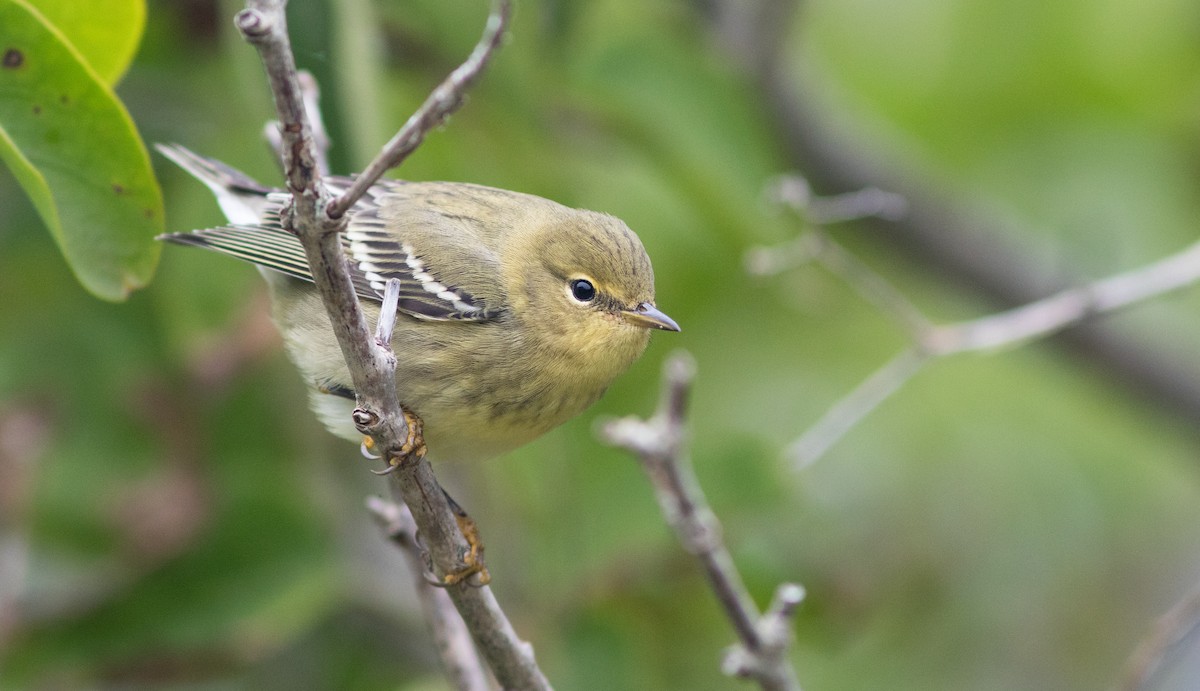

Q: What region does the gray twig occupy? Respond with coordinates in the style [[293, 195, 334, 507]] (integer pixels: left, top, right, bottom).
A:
[[600, 353, 803, 691], [375, 278, 402, 347], [786, 348, 928, 470], [263, 71, 330, 176], [801, 228, 931, 339], [297, 71, 332, 177], [235, 2, 548, 689], [722, 584, 806, 684], [756, 185, 1200, 468], [1116, 580, 1200, 691], [764, 174, 907, 225], [921, 238, 1200, 355], [747, 29, 1200, 440], [326, 0, 511, 219], [366, 497, 492, 691]]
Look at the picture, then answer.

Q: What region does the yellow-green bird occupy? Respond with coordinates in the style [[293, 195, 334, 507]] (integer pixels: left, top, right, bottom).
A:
[[157, 145, 679, 465]]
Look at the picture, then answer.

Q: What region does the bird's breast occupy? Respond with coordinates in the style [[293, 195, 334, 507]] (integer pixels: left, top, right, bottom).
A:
[[394, 333, 611, 462], [270, 277, 643, 463]]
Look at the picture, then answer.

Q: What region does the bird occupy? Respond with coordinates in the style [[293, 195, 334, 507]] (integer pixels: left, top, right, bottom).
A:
[[157, 144, 679, 468]]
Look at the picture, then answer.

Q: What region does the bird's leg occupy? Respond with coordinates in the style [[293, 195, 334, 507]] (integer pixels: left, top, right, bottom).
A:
[[439, 487, 490, 586]]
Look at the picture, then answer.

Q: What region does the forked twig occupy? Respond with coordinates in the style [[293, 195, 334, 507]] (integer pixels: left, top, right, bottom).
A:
[[752, 175, 1200, 468], [601, 353, 803, 691]]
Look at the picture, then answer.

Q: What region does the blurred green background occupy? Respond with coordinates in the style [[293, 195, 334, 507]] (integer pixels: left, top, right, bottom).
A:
[[3, 0, 1200, 688]]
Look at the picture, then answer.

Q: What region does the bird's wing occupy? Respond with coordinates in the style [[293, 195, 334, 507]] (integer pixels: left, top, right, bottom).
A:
[[327, 178, 506, 322], [157, 145, 505, 322]]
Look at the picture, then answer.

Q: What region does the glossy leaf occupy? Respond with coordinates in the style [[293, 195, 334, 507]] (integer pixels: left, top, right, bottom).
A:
[[0, 0, 161, 301], [25, 0, 145, 84]]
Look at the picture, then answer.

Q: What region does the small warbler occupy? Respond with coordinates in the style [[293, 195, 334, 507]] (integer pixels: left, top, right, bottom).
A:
[[158, 145, 679, 463]]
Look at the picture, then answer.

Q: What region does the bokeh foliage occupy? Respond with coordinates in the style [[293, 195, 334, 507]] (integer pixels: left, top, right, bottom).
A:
[[2, 0, 1200, 689]]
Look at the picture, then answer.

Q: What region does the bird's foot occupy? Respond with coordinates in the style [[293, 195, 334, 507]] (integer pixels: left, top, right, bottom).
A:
[[398, 406, 426, 460], [440, 490, 490, 587], [367, 406, 426, 475]]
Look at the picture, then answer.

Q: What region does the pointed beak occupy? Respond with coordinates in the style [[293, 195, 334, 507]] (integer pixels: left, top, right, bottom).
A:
[[621, 302, 681, 332]]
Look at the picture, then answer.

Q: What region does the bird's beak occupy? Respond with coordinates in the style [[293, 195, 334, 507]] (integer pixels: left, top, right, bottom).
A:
[[622, 302, 681, 332]]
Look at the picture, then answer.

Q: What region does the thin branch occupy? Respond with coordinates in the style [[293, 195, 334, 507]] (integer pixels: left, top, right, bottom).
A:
[[601, 352, 803, 691], [298, 71, 332, 177], [723, 584, 807, 684], [758, 185, 1200, 467], [1117, 579, 1200, 691], [375, 278, 402, 346], [265, 71, 332, 176], [747, 23, 1200, 434], [751, 177, 929, 339], [809, 186, 907, 225], [802, 229, 931, 339], [923, 238, 1200, 355], [326, 0, 511, 219], [366, 497, 491, 691], [235, 2, 549, 688], [786, 348, 928, 470], [764, 174, 907, 226]]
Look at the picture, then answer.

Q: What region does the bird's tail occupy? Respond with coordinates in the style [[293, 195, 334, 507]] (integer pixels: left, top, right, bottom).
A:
[[155, 143, 276, 225]]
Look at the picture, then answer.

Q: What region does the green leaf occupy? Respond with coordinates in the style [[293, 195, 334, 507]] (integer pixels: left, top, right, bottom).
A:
[[24, 0, 145, 84], [0, 0, 161, 301]]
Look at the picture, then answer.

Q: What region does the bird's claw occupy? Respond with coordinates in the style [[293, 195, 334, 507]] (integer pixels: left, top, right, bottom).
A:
[[360, 436, 382, 460]]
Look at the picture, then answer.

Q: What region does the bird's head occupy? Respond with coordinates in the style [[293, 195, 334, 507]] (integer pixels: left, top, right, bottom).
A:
[[508, 208, 679, 378]]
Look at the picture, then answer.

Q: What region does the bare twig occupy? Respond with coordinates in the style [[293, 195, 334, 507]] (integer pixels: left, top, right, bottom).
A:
[[264, 71, 331, 176], [723, 584, 807, 684], [601, 353, 803, 691], [375, 278, 402, 346], [369, 496, 492, 691], [752, 228, 932, 339], [366, 497, 492, 691], [752, 178, 927, 339], [747, 29, 1200, 434], [786, 348, 928, 469], [755, 188, 1200, 467], [1117, 579, 1200, 691], [326, 0, 512, 219], [765, 174, 907, 226], [235, 2, 548, 688], [922, 238, 1200, 355]]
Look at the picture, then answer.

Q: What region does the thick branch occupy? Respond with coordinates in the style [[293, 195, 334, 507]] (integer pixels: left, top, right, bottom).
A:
[[601, 353, 803, 691], [236, 3, 392, 432], [236, 2, 548, 688]]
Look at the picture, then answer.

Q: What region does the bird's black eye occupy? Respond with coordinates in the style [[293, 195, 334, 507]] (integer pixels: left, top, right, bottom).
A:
[[570, 278, 597, 303]]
